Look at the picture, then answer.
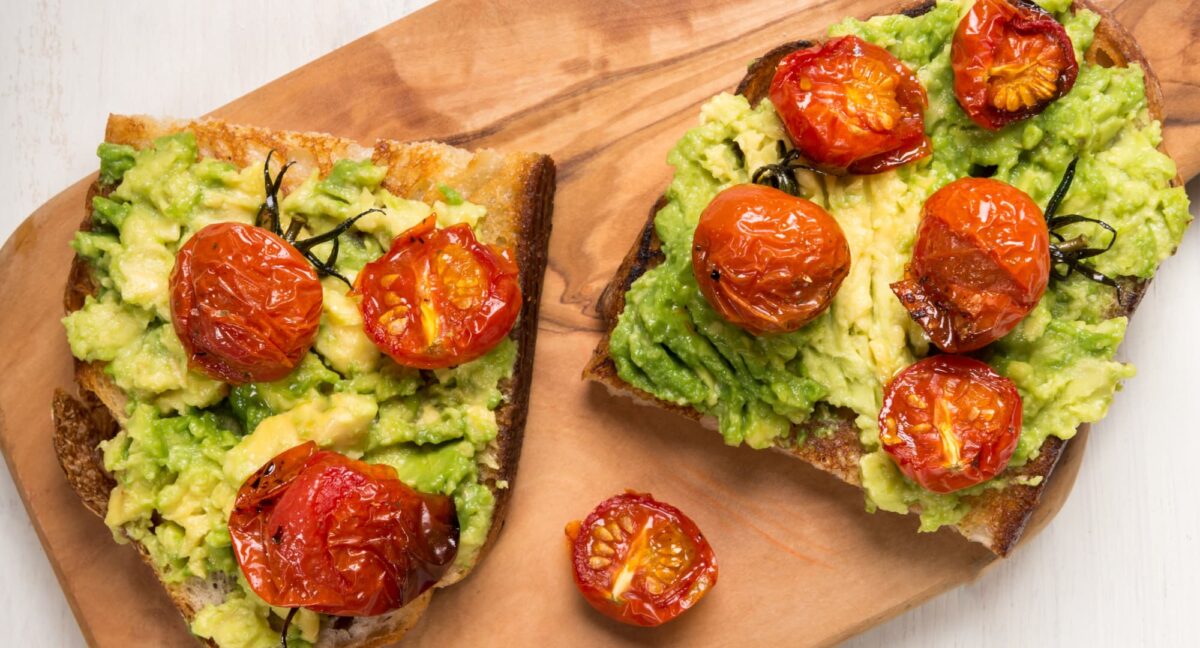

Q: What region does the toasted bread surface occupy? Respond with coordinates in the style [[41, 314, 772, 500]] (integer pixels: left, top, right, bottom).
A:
[[584, 0, 1177, 556], [52, 115, 555, 646]]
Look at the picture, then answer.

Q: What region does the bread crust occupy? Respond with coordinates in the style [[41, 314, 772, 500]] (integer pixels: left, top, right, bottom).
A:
[[51, 115, 555, 646], [584, 0, 1177, 556]]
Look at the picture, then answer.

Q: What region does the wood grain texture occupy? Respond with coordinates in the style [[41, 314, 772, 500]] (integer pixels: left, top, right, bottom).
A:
[[0, 0, 1197, 646]]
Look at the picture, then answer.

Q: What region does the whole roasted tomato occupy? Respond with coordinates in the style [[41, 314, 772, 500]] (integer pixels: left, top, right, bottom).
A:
[[692, 184, 851, 334], [769, 35, 931, 174], [354, 215, 521, 369], [879, 355, 1022, 493], [891, 177, 1049, 353], [170, 222, 322, 384], [951, 0, 1079, 130], [229, 442, 459, 616], [565, 491, 718, 627]]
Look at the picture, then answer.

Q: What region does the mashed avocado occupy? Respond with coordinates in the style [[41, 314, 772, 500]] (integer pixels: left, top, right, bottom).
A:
[[609, 0, 1190, 530], [65, 134, 514, 646]]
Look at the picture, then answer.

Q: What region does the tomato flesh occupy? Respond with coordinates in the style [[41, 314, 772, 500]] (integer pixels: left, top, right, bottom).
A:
[[952, 0, 1078, 130], [879, 355, 1022, 493], [891, 177, 1049, 353], [354, 215, 521, 369], [170, 222, 322, 384], [692, 184, 851, 334], [229, 442, 458, 616], [566, 492, 717, 627], [769, 35, 931, 174]]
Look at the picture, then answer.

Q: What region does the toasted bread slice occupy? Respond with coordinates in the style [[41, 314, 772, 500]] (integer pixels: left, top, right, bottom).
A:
[[585, 0, 1179, 556], [52, 115, 555, 646]]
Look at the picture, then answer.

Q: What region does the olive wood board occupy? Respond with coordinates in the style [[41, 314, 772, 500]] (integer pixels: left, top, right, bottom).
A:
[[0, 0, 1196, 646]]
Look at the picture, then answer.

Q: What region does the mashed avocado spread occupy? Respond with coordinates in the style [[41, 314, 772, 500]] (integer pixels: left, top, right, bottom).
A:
[[65, 134, 511, 647], [609, 0, 1191, 530]]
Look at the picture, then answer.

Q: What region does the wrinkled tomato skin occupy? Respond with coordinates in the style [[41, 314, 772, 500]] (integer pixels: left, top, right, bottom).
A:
[[170, 222, 322, 384], [692, 184, 851, 335], [229, 442, 458, 616], [354, 216, 521, 369], [566, 492, 718, 627], [770, 35, 932, 174], [891, 177, 1049, 353], [952, 0, 1078, 130], [879, 355, 1022, 493]]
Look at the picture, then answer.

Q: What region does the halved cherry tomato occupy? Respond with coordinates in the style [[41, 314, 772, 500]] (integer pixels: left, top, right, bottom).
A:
[[565, 491, 718, 627], [769, 35, 932, 174], [354, 215, 521, 369], [170, 222, 322, 384], [952, 0, 1079, 130], [879, 355, 1022, 493], [692, 184, 851, 334], [891, 177, 1049, 353], [228, 442, 458, 616]]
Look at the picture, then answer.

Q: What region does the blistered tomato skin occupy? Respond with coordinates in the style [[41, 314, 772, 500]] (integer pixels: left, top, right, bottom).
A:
[[692, 184, 851, 335], [891, 177, 1049, 353], [952, 0, 1079, 130], [229, 442, 459, 616], [769, 35, 932, 174], [566, 492, 718, 627], [354, 215, 521, 369], [879, 355, 1022, 493], [170, 222, 323, 384]]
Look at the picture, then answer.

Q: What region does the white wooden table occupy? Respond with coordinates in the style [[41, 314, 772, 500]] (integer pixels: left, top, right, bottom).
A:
[[1, 1, 1196, 645]]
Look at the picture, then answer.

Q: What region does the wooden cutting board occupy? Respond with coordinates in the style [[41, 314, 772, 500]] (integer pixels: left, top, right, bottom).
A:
[[1, 0, 1196, 645]]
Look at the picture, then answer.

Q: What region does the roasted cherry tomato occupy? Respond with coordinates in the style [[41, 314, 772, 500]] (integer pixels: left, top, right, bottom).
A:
[[565, 491, 718, 627], [692, 184, 851, 334], [170, 222, 322, 384], [769, 35, 932, 174], [229, 442, 458, 616], [951, 0, 1079, 130], [354, 215, 521, 369], [891, 177, 1049, 353], [879, 355, 1022, 493]]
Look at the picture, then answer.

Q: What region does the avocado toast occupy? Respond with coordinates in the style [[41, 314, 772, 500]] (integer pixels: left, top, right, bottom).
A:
[[52, 115, 555, 646], [585, 0, 1190, 555]]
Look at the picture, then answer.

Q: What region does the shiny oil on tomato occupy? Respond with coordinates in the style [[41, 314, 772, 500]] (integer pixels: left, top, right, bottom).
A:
[[565, 492, 718, 627], [692, 184, 851, 335], [952, 0, 1079, 130], [354, 215, 521, 369], [170, 222, 323, 384], [769, 35, 931, 174], [879, 355, 1022, 493], [891, 177, 1050, 353], [228, 442, 459, 616]]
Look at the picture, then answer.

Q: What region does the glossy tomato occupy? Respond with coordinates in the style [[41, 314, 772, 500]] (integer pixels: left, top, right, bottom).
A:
[[952, 0, 1078, 130], [170, 222, 322, 384], [891, 177, 1049, 353], [879, 355, 1022, 493], [769, 35, 931, 174], [229, 442, 458, 616], [354, 215, 520, 369], [692, 184, 851, 334], [566, 492, 717, 627]]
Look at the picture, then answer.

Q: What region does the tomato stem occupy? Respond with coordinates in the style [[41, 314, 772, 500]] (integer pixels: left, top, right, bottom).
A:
[[257, 150, 295, 236], [1043, 157, 1122, 295], [749, 140, 827, 197], [279, 607, 298, 648]]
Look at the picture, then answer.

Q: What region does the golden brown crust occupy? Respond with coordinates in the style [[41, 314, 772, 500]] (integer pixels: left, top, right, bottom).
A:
[[53, 115, 555, 645], [585, 0, 1174, 556]]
